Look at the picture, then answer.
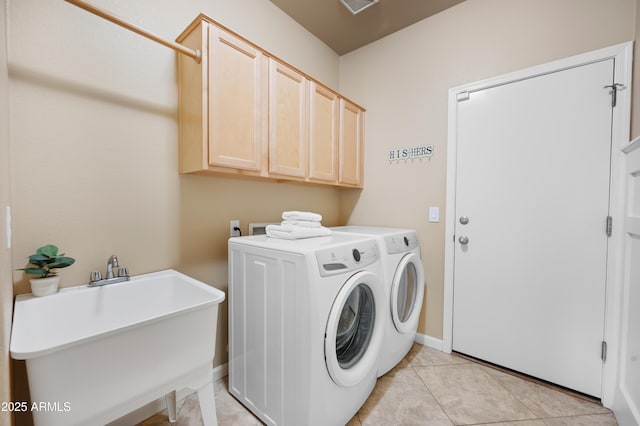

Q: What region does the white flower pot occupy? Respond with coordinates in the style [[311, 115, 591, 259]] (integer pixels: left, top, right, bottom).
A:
[[30, 276, 60, 297]]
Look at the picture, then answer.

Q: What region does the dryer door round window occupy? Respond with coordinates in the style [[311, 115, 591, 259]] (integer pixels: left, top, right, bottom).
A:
[[325, 270, 385, 387], [391, 252, 425, 334]]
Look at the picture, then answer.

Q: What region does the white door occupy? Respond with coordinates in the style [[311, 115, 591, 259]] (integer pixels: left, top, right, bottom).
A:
[[452, 59, 614, 397]]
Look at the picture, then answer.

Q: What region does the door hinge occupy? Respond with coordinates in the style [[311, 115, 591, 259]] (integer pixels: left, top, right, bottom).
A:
[[601, 341, 607, 361], [606, 215, 613, 237], [604, 83, 624, 107], [457, 91, 470, 101]]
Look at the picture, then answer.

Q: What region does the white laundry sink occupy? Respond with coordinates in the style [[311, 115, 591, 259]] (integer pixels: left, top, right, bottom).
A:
[[10, 269, 225, 426]]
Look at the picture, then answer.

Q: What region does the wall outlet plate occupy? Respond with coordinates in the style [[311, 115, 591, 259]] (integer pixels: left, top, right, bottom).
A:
[[230, 220, 240, 237]]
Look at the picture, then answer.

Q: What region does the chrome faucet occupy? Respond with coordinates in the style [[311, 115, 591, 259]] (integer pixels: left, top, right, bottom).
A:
[[89, 254, 130, 287], [106, 255, 118, 279]]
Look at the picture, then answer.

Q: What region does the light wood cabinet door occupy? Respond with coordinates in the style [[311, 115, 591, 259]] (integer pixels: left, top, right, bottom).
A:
[[268, 59, 308, 177], [339, 98, 364, 187], [208, 25, 267, 171], [309, 82, 338, 183]]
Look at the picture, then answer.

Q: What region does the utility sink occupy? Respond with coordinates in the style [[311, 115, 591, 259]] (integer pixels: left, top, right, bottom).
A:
[[10, 269, 225, 426]]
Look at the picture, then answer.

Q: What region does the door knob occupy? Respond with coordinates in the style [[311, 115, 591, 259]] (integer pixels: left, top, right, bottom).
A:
[[459, 216, 469, 225], [458, 236, 469, 245]]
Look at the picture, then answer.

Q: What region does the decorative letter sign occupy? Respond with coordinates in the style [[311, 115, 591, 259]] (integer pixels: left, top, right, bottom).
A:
[[388, 145, 434, 161]]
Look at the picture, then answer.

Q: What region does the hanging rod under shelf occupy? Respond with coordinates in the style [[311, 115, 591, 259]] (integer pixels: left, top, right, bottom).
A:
[[64, 0, 201, 63]]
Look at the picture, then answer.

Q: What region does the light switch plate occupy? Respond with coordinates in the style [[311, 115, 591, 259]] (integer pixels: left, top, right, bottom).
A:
[[429, 207, 440, 223]]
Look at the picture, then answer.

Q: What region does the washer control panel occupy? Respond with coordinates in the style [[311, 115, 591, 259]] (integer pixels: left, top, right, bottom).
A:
[[316, 240, 379, 276], [385, 232, 419, 254]]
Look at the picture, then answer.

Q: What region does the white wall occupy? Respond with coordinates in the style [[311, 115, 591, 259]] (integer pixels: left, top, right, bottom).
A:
[[339, 0, 636, 339]]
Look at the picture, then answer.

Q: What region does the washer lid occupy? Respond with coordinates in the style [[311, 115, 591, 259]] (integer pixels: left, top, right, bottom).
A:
[[391, 252, 425, 334], [325, 270, 385, 387]]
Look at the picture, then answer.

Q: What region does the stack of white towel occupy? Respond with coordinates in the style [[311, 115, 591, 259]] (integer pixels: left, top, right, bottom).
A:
[[266, 211, 332, 240]]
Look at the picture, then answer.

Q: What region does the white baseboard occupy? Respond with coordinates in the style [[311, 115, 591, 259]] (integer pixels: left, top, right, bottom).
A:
[[212, 362, 229, 382], [107, 363, 229, 426], [414, 333, 444, 351]]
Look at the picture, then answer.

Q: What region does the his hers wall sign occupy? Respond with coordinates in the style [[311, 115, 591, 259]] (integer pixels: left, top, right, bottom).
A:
[[388, 144, 434, 162]]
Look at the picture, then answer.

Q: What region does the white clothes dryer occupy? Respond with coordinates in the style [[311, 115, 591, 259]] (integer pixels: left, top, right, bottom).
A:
[[228, 233, 386, 426], [332, 226, 425, 377]]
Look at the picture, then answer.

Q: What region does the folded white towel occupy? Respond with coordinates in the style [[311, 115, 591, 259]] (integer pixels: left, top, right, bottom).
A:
[[266, 224, 332, 240], [281, 220, 322, 228], [282, 211, 322, 222]]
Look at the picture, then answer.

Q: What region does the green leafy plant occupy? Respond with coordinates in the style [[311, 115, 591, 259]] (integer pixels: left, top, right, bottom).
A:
[[19, 244, 75, 278]]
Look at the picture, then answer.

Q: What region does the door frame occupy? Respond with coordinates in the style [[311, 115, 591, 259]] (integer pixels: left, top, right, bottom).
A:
[[443, 42, 633, 407], [614, 136, 640, 425]]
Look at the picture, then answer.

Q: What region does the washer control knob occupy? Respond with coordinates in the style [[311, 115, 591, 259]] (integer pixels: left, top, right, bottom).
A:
[[404, 236, 409, 246], [352, 249, 361, 262]]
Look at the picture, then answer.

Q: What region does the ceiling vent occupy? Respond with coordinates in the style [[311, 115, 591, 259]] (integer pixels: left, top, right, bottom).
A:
[[340, 0, 379, 15]]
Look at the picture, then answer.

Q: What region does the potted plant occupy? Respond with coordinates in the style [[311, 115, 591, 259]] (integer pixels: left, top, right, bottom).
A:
[[19, 244, 75, 296]]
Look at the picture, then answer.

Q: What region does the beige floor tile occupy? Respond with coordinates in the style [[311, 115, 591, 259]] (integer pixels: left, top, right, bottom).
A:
[[416, 363, 536, 425], [136, 378, 261, 426], [358, 367, 453, 426], [478, 421, 547, 426], [542, 413, 618, 426], [174, 394, 204, 426], [405, 343, 470, 367], [393, 355, 411, 369], [137, 412, 171, 426], [346, 413, 363, 425], [480, 366, 610, 418], [137, 344, 620, 426], [136, 392, 202, 426]]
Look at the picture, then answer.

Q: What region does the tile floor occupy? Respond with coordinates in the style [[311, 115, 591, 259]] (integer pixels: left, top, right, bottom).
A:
[[139, 344, 618, 426]]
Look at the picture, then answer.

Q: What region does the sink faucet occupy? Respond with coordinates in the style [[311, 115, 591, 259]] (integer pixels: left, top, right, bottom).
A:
[[106, 255, 119, 279], [89, 254, 130, 287]]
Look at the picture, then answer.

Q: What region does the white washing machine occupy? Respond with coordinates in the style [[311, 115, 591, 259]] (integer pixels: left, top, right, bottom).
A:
[[228, 233, 386, 426], [332, 226, 425, 377]]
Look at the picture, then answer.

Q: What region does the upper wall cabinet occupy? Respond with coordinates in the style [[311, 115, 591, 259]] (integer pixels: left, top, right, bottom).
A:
[[268, 59, 308, 178], [339, 98, 364, 187], [176, 15, 365, 188]]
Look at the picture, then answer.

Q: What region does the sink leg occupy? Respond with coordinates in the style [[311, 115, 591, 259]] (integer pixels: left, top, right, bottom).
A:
[[197, 380, 218, 426], [165, 390, 177, 423]]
